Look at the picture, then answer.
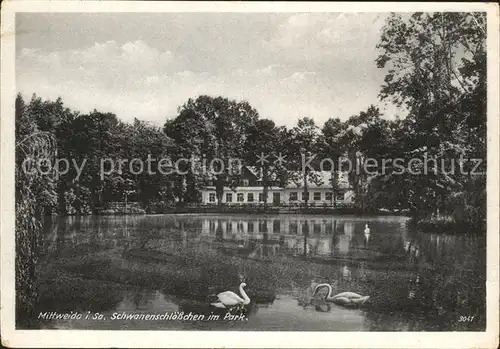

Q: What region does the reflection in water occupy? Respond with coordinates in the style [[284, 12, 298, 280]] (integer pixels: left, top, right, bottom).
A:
[[40, 214, 486, 331]]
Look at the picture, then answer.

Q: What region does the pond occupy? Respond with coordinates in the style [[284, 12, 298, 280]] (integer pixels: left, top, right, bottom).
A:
[[36, 214, 486, 331]]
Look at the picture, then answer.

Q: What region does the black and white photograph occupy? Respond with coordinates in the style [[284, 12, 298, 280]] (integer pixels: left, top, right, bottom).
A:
[[1, 1, 499, 348]]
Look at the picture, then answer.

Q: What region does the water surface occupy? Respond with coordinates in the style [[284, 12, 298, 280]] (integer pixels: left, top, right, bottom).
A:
[[38, 214, 486, 331]]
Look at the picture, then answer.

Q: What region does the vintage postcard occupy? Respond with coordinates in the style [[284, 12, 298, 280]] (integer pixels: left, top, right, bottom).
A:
[[1, 1, 499, 348]]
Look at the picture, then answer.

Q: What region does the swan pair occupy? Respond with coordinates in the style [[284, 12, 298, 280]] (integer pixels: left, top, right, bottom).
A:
[[313, 283, 369, 307], [210, 282, 250, 311]]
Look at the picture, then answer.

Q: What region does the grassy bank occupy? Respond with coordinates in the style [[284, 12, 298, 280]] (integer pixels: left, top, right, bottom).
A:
[[49, 200, 411, 216], [156, 206, 407, 216], [91, 205, 408, 216]]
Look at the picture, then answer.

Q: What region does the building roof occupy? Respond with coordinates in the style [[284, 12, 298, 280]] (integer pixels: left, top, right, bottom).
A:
[[244, 166, 350, 189], [284, 171, 350, 189]]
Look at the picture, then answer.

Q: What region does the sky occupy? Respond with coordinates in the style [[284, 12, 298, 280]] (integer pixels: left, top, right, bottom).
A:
[[16, 12, 404, 127]]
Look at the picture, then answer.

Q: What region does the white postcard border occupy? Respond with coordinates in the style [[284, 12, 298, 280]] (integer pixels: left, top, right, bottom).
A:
[[1, 2, 498, 348]]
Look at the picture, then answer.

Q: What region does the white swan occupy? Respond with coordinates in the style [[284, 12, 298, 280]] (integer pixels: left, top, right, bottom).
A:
[[210, 282, 251, 310], [364, 224, 370, 235], [312, 283, 369, 307]]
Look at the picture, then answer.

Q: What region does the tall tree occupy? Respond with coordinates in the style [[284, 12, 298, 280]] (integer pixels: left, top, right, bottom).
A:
[[320, 117, 347, 207], [243, 119, 287, 209], [340, 106, 383, 212], [165, 95, 259, 206], [129, 118, 174, 207], [287, 117, 321, 209], [70, 110, 120, 211], [376, 12, 486, 222]]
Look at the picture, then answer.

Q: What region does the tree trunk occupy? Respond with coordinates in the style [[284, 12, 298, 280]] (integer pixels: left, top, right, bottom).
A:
[[215, 177, 224, 207], [90, 181, 99, 214], [58, 180, 67, 215], [303, 171, 309, 209], [263, 166, 269, 211], [331, 170, 337, 208]]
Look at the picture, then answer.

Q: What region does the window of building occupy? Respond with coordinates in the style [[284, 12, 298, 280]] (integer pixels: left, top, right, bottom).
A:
[[237, 193, 244, 202], [248, 221, 254, 233], [242, 179, 249, 186], [314, 223, 321, 234], [273, 220, 281, 233], [273, 192, 280, 204], [209, 193, 216, 202], [259, 193, 264, 202], [227, 222, 232, 233], [290, 192, 298, 201], [289, 222, 298, 234], [247, 193, 254, 202], [259, 221, 267, 233], [226, 193, 233, 203], [302, 192, 309, 201], [313, 192, 321, 201], [325, 192, 333, 201]]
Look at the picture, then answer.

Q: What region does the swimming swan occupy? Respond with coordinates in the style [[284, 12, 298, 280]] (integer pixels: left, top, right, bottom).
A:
[[312, 283, 369, 307], [364, 224, 371, 235], [210, 282, 251, 310]]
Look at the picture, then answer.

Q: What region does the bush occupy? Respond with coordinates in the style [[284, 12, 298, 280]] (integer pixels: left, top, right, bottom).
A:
[[410, 216, 485, 235], [146, 201, 174, 214]]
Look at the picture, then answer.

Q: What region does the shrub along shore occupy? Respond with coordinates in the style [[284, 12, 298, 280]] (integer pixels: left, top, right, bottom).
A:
[[47, 201, 412, 217], [408, 216, 486, 236]]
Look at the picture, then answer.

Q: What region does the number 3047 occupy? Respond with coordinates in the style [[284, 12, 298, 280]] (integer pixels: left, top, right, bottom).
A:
[[458, 316, 474, 322]]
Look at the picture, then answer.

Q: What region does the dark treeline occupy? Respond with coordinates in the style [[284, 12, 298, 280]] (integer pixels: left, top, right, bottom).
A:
[[15, 11, 486, 326], [15, 85, 485, 223]]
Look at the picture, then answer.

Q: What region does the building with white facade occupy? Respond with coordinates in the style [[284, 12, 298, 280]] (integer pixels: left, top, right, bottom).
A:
[[200, 167, 354, 206]]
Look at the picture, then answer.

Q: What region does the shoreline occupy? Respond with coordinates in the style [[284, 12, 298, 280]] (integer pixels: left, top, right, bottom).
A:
[[49, 207, 410, 217]]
